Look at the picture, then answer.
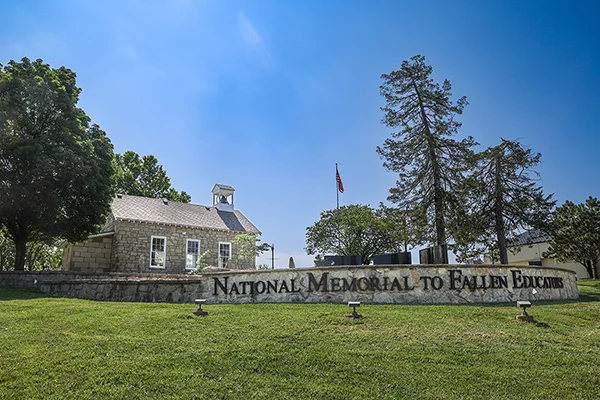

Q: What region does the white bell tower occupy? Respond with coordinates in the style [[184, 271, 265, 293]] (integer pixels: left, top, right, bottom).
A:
[[212, 184, 235, 212]]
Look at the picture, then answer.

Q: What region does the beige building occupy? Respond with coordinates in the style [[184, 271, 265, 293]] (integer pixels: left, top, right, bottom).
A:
[[62, 184, 261, 274], [487, 230, 590, 279]]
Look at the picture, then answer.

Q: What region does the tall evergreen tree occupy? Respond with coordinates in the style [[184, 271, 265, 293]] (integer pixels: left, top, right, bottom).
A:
[[544, 197, 599, 279], [452, 139, 555, 264], [378, 55, 476, 246]]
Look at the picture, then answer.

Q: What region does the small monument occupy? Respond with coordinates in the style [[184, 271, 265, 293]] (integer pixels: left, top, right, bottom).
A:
[[288, 256, 295, 269], [419, 244, 448, 264]]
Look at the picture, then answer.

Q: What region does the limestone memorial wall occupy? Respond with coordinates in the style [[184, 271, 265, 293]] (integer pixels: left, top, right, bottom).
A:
[[199, 265, 578, 304], [1, 265, 578, 304]]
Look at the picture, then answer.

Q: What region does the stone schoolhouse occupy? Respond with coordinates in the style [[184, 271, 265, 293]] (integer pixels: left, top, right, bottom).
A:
[[61, 184, 261, 274]]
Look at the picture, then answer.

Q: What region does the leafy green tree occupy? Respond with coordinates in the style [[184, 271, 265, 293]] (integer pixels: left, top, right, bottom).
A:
[[0, 58, 114, 271], [544, 197, 599, 279], [305, 204, 401, 264], [451, 139, 555, 264], [24, 240, 62, 270], [378, 55, 476, 247], [1, 225, 62, 271], [377, 204, 427, 253], [113, 150, 191, 203], [232, 233, 270, 269]]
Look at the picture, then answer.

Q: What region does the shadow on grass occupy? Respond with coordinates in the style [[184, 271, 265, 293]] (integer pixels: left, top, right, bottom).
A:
[[0, 287, 48, 301], [576, 293, 600, 303], [475, 296, 600, 308]]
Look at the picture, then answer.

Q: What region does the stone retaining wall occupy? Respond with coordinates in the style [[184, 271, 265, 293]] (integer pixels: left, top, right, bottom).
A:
[[0, 270, 196, 288], [2, 265, 579, 304], [39, 279, 204, 303]]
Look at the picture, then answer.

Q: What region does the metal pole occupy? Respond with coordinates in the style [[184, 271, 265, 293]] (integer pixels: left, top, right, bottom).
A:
[[336, 163, 341, 255], [271, 244, 275, 270]]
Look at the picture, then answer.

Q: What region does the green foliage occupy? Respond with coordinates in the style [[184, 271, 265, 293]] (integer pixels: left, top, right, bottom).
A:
[[186, 249, 210, 274], [378, 55, 476, 246], [232, 233, 269, 268], [1, 225, 64, 271], [0, 58, 114, 270], [305, 204, 402, 264], [0, 221, 63, 272], [112, 150, 191, 203], [544, 197, 600, 279], [377, 204, 427, 252], [1, 285, 599, 399], [0, 227, 14, 271], [451, 139, 555, 264]]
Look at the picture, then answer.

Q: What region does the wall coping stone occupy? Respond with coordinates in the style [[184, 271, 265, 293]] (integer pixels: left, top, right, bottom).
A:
[[198, 264, 579, 276]]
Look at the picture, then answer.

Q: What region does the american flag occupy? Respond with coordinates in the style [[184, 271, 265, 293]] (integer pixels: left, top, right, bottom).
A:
[[336, 165, 344, 193]]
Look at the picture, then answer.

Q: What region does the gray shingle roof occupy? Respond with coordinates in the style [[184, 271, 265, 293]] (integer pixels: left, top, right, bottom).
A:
[[513, 229, 552, 246], [111, 195, 260, 234], [214, 183, 234, 191]]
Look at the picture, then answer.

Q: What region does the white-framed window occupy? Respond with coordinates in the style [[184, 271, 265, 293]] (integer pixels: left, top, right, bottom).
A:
[[186, 239, 201, 270], [218, 242, 232, 268], [150, 236, 167, 268]]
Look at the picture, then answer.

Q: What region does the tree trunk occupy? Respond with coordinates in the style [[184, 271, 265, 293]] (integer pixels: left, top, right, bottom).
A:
[[413, 82, 446, 246], [433, 183, 446, 246], [495, 215, 508, 264], [13, 236, 27, 271], [583, 260, 597, 280], [494, 156, 508, 264]]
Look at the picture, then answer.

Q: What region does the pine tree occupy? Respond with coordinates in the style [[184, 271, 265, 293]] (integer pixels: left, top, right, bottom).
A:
[[452, 139, 555, 264], [544, 197, 599, 279], [378, 55, 476, 246]]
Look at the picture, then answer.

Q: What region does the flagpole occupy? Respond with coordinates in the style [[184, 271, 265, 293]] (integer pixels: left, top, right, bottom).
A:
[[336, 163, 340, 254]]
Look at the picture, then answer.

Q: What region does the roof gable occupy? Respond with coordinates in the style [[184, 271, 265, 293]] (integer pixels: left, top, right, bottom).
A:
[[111, 195, 260, 234]]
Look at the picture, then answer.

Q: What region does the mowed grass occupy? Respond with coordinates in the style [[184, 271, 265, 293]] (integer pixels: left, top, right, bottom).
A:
[[0, 282, 599, 400]]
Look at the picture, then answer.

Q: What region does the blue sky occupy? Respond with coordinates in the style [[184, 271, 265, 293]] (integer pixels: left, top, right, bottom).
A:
[[2, 0, 599, 267]]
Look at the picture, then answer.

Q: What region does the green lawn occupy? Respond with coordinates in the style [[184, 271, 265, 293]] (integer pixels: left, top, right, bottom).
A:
[[1, 281, 599, 400]]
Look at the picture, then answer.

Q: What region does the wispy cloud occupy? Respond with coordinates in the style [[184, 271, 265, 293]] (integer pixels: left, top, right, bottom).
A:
[[237, 11, 262, 45], [236, 11, 274, 67]]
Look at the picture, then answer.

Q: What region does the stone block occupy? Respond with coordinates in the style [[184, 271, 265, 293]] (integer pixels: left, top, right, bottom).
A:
[[171, 289, 182, 303]]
